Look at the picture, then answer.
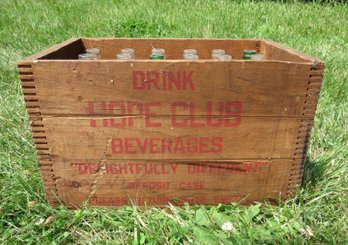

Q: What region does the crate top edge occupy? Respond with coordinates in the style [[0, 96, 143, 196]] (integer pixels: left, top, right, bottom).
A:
[[21, 59, 316, 67], [17, 37, 324, 67]]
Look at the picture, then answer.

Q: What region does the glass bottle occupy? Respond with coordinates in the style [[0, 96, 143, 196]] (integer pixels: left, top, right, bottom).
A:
[[183, 53, 199, 60], [150, 48, 165, 60], [216, 54, 233, 61], [116, 53, 132, 60], [243, 49, 257, 60], [211, 49, 225, 59], [86, 48, 100, 59], [78, 53, 95, 60], [121, 48, 135, 59], [184, 49, 197, 55]]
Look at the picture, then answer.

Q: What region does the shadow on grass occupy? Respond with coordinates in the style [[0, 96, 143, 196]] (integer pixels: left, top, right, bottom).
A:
[[301, 157, 327, 189]]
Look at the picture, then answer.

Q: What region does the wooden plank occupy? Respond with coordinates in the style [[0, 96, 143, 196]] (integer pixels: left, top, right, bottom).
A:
[[32, 60, 312, 117], [51, 159, 293, 206], [43, 116, 306, 160]]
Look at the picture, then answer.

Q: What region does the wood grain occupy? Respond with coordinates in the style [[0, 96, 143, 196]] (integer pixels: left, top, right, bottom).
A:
[[32, 60, 312, 117], [51, 159, 292, 206], [42, 116, 308, 160], [16, 38, 325, 207]]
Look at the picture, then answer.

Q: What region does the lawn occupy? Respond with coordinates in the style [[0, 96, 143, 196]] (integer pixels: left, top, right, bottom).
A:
[[0, 0, 347, 244]]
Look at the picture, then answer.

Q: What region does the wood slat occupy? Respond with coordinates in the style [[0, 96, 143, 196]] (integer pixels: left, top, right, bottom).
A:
[[32, 61, 312, 118], [42, 116, 309, 160], [52, 159, 292, 206]]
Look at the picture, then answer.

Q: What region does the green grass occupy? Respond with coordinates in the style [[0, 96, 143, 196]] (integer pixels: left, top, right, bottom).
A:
[[0, 0, 347, 244]]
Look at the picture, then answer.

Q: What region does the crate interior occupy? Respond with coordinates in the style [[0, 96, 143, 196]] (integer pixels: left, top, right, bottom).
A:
[[38, 38, 313, 62]]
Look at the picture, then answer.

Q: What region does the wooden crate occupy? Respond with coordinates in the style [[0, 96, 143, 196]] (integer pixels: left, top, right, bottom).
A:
[[17, 38, 324, 207]]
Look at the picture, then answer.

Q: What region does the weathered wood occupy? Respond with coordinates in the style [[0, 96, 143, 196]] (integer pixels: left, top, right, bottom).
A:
[[32, 61, 312, 118], [43, 116, 308, 160], [16, 38, 325, 207], [17, 62, 59, 206], [285, 62, 325, 197], [17, 38, 83, 63], [260, 40, 324, 63], [52, 159, 292, 206]]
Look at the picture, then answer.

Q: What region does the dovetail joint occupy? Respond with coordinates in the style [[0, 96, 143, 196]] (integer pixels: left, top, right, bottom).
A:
[[18, 63, 60, 206]]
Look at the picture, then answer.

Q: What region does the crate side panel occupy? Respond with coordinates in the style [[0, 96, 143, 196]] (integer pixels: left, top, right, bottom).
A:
[[19, 39, 325, 208]]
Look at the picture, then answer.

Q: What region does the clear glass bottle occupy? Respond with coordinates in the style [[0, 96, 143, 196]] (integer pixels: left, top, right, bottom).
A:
[[215, 54, 233, 61], [211, 49, 225, 59], [78, 53, 95, 60], [86, 48, 100, 59], [150, 48, 165, 60], [116, 53, 132, 60], [183, 53, 199, 60], [184, 49, 197, 55], [121, 48, 135, 59], [243, 49, 257, 60], [250, 54, 265, 60]]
